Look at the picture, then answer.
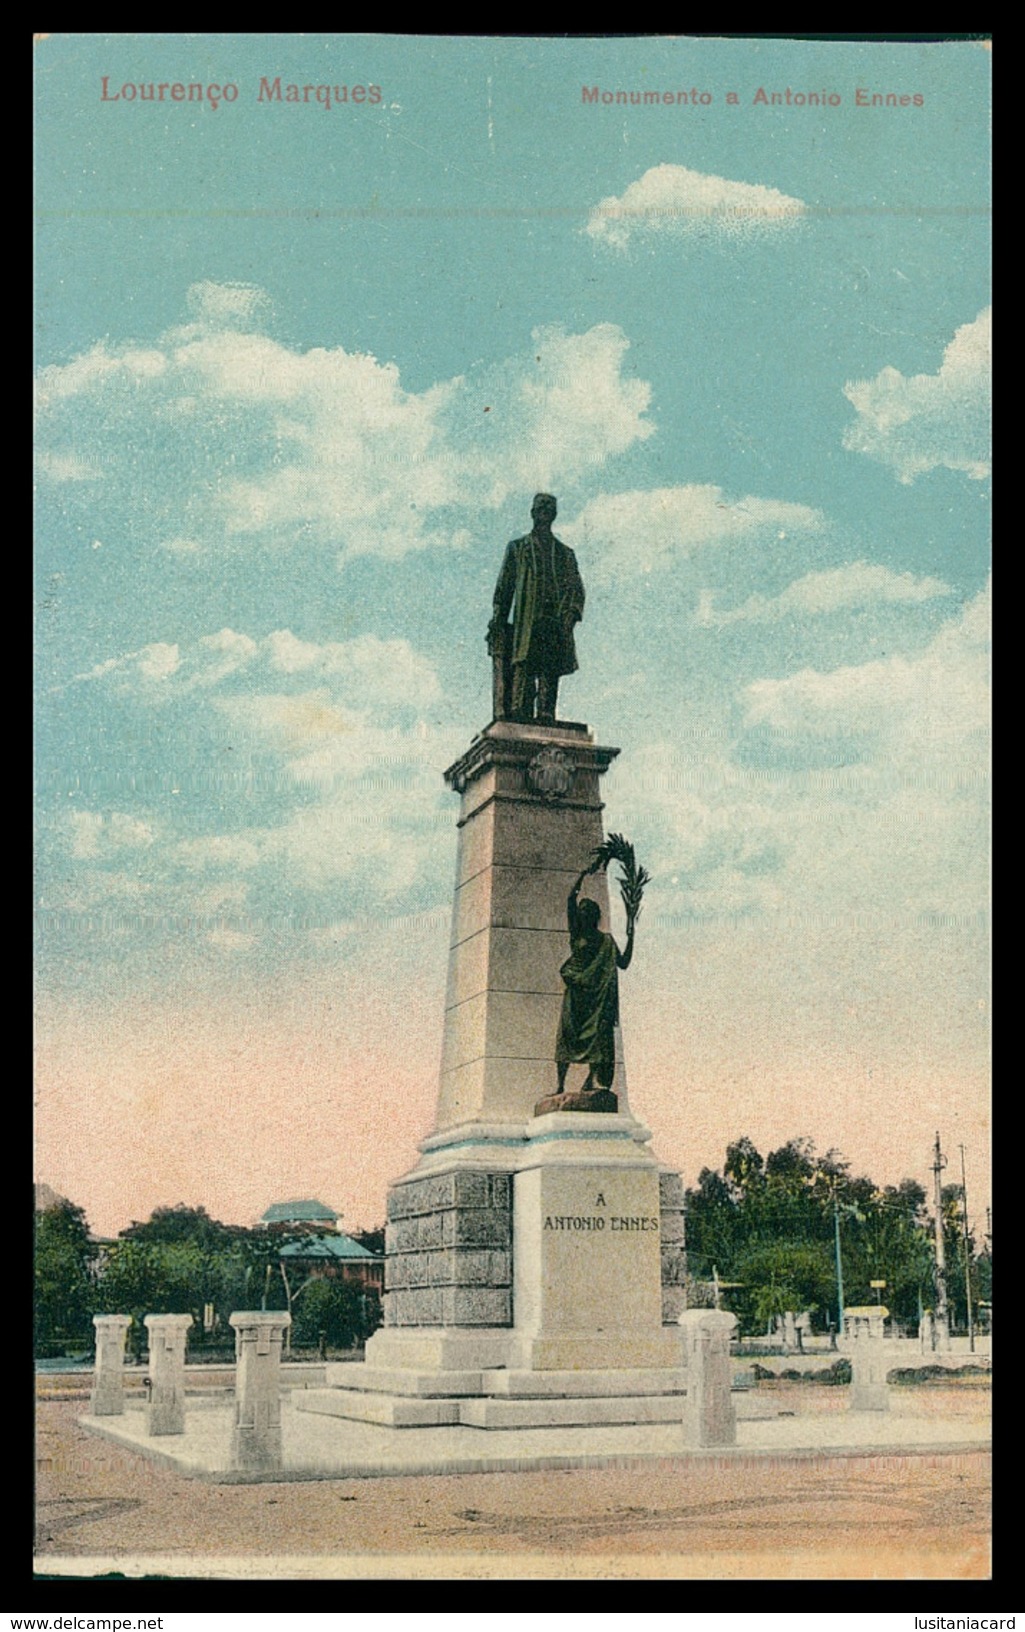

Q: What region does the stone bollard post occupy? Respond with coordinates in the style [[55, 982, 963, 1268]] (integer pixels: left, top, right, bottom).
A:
[[229, 1311, 291, 1473], [143, 1314, 192, 1435], [90, 1314, 132, 1416], [679, 1309, 738, 1447], [848, 1315, 890, 1412]]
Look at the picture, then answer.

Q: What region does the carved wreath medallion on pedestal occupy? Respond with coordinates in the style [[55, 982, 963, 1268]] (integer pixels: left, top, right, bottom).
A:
[[526, 746, 575, 801]]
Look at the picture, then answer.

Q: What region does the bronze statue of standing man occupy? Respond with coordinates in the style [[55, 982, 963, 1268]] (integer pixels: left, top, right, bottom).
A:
[[488, 494, 585, 724]]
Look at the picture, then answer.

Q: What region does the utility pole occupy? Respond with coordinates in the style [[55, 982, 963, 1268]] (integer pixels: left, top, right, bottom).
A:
[[959, 1144, 975, 1354], [931, 1131, 950, 1349], [833, 1191, 845, 1339]]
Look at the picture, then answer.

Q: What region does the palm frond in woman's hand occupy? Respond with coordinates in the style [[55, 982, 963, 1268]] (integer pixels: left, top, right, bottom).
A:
[[589, 833, 649, 921]]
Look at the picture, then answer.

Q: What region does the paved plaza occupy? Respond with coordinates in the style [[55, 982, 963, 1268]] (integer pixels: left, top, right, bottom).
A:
[[35, 1382, 990, 1580]]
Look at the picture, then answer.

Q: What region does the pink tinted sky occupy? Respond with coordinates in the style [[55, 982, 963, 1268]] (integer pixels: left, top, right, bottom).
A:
[[35, 908, 990, 1240]]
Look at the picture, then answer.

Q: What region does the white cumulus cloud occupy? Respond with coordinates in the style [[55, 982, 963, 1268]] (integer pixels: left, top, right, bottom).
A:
[[695, 561, 953, 627], [69, 810, 156, 861], [450, 324, 654, 504], [34, 342, 167, 412], [175, 833, 266, 873], [77, 628, 440, 716], [265, 631, 441, 709], [183, 280, 273, 332], [609, 581, 989, 929], [561, 486, 823, 580], [586, 164, 806, 252], [743, 579, 990, 746], [66, 623, 457, 910], [35, 286, 655, 562], [842, 308, 991, 483], [191, 629, 261, 688]]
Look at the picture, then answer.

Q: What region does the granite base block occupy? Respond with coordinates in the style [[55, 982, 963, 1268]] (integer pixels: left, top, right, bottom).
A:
[[384, 1169, 514, 1329]]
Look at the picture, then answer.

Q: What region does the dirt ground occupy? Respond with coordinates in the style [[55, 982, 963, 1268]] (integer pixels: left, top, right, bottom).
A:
[[34, 1383, 990, 1579]]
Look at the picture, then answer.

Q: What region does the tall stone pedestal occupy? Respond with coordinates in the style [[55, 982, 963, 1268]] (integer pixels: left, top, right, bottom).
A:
[[144, 1314, 191, 1436], [680, 1310, 738, 1447], [229, 1311, 290, 1472], [438, 720, 626, 1124], [847, 1312, 891, 1413], [297, 720, 688, 1432], [91, 1314, 131, 1416]]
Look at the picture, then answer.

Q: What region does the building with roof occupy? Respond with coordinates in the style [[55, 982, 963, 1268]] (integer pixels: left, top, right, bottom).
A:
[[259, 1198, 340, 1232], [260, 1199, 383, 1291], [279, 1232, 384, 1291]]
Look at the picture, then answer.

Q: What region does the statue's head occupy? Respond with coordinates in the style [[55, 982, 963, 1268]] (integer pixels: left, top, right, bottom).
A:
[[531, 492, 557, 526], [576, 897, 601, 935]]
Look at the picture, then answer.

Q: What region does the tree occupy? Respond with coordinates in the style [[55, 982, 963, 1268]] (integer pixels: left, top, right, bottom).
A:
[[680, 1166, 740, 1287], [974, 1242, 992, 1321], [353, 1226, 385, 1255], [98, 1239, 211, 1320], [99, 1226, 257, 1343], [120, 1203, 237, 1252], [723, 1137, 765, 1198], [826, 1181, 933, 1323], [733, 1241, 834, 1334], [34, 1200, 96, 1350], [685, 1134, 941, 1335], [290, 1276, 381, 1350], [764, 1136, 817, 1191], [105, 1205, 307, 1338]]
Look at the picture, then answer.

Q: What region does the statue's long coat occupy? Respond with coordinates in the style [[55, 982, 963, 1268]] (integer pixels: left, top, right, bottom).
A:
[[492, 530, 585, 674]]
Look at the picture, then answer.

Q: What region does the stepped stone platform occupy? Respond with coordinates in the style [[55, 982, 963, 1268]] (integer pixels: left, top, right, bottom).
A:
[[296, 1365, 689, 1430], [80, 1392, 991, 1485]]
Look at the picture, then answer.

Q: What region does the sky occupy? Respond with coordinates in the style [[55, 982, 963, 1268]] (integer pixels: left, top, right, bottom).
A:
[[34, 34, 991, 1240]]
